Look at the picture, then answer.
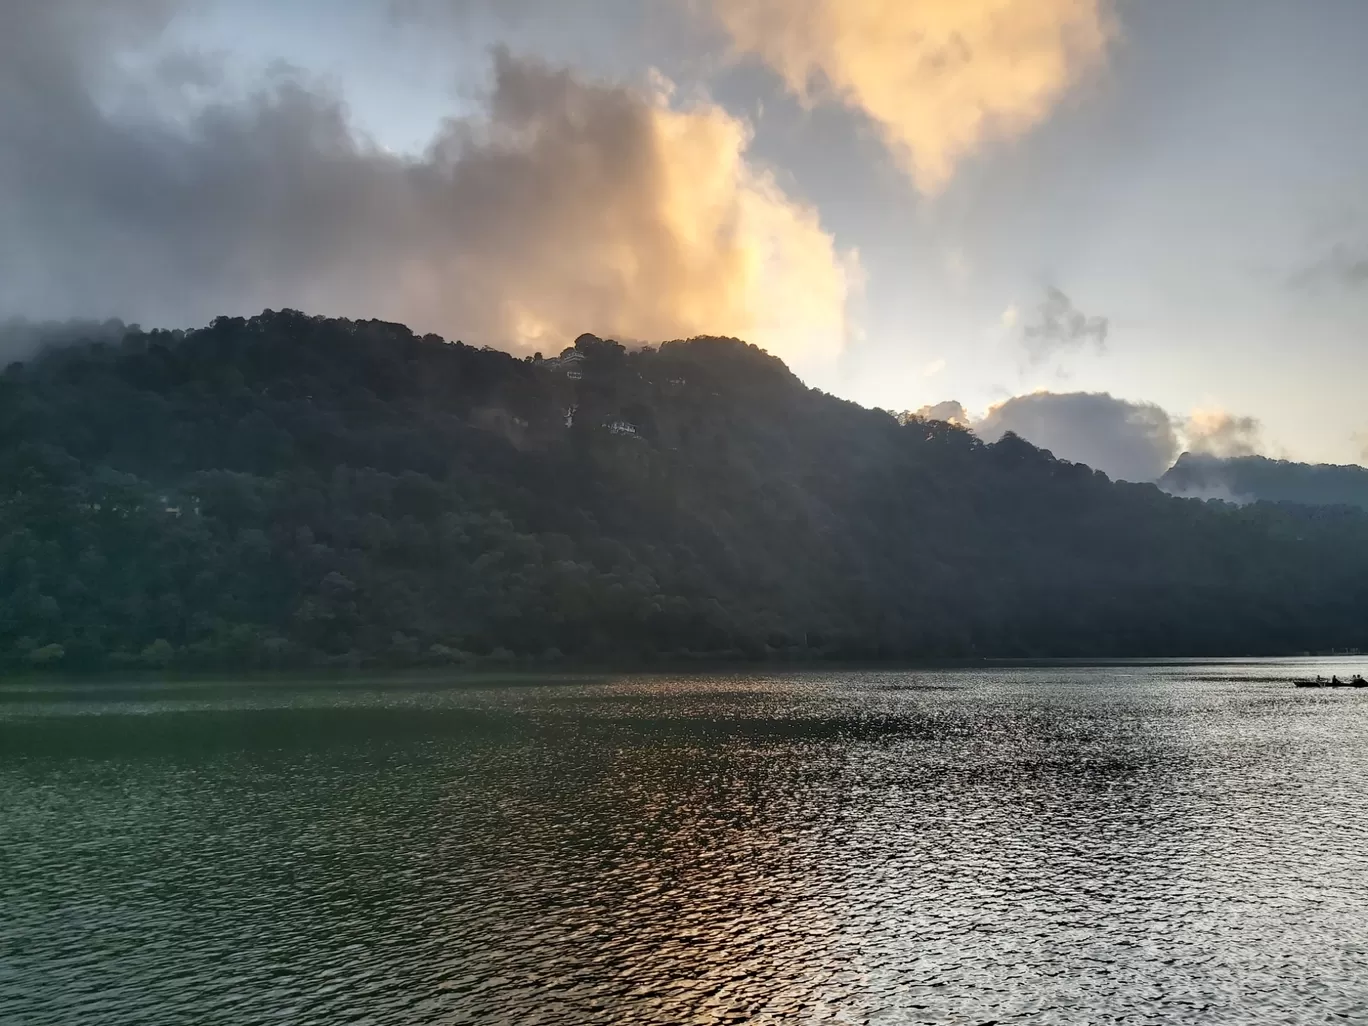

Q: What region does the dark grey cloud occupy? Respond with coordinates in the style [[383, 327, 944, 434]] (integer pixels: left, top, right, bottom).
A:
[[1021, 286, 1109, 365], [0, 0, 852, 363], [1, 0, 409, 328], [975, 391, 1176, 482]]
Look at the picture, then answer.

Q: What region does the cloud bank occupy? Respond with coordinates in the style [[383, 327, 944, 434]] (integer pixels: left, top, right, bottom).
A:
[[913, 390, 1267, 483], [712, 0, 1112, 191], [976, 392, 1175, 482], [0, 1, 856, 370]]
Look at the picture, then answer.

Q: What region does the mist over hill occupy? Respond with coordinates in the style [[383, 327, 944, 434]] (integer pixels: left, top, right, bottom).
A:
[[4, 310, 1368, 670], [1160, 452, 1368, 509]]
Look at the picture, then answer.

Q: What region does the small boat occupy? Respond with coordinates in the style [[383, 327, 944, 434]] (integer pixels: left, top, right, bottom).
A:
[[1292, 675, 1367, 688]]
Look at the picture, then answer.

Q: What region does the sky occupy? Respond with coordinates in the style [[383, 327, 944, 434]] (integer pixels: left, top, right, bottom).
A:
[[2, 0, 1367, 479]]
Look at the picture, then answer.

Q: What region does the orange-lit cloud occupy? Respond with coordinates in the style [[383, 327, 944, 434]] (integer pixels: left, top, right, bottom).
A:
[[1, 5, 857, 374], [400, 55, 859, 370], [712, 0, 1113, 191]]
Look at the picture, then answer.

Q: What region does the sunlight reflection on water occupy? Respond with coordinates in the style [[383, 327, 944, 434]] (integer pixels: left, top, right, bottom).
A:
[[2, 662, 1367, 1024]]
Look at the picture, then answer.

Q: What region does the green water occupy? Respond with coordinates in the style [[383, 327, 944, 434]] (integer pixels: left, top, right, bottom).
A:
[[3, 663, 1367, 1024]]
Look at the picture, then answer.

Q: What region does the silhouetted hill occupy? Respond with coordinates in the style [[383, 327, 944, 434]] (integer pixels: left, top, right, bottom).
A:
[[5, 310, 1368, 670], [1161, 452, 1368, 509]]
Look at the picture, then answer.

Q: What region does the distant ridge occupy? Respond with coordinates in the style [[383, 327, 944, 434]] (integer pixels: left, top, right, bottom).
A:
[[1160, 452, 1368, 509]]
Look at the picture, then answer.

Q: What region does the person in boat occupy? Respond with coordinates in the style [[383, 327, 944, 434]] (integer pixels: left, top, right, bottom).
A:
[[1354, 675, 1366, 685], [1332, 675, 1341, 685]]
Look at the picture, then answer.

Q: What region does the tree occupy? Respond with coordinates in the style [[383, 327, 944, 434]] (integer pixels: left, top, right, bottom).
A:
[[2, 309, 1367, 671]]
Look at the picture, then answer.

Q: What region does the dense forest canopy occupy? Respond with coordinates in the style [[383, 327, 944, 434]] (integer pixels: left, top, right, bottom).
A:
[[4, 310, 1368, 671], [1161, 451, 1368, 510]]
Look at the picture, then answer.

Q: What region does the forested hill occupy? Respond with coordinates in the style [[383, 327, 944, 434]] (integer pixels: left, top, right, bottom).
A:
[[1161, 451, 1368, 510], [4, 310, 1368, 671]]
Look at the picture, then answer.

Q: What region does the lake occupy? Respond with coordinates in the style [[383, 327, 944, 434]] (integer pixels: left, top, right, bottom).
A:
[[2, 661, 1367, 1024]]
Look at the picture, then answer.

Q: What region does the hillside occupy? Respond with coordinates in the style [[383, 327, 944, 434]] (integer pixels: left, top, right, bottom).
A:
[[4, 310, 1368, 670], [1161, 451, 1368, 510]]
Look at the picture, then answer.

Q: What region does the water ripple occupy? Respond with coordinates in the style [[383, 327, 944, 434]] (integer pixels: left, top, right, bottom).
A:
[[2, 664, 1367, 1024]]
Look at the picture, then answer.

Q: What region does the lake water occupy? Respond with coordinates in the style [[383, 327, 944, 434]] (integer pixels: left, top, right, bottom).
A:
[[3, 662, 1368, 1025]]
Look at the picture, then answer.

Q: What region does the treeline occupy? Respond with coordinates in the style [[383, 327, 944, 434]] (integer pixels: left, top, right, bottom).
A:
[[1161, 451, 1368, 509], [3, 309, 1368, 671]]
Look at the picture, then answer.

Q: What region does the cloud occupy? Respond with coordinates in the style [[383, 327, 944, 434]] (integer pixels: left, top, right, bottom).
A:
[[1021, 286, 1108, 364], [1157, 471, 1249, 504], [1182, 408, 1263, 459], [1354, 431, 1368, 466], [711, 0, 1112, 192], [943, 247, 970, 286], [975, 391, 1177, 482], [1289, 242, 1368, 291], [911, 400, 970, 426], [913, 390, 1268, 484], [0, 318, 136, 367], [1156, 450, 1255, 504], [0, 1, 856, 372]]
